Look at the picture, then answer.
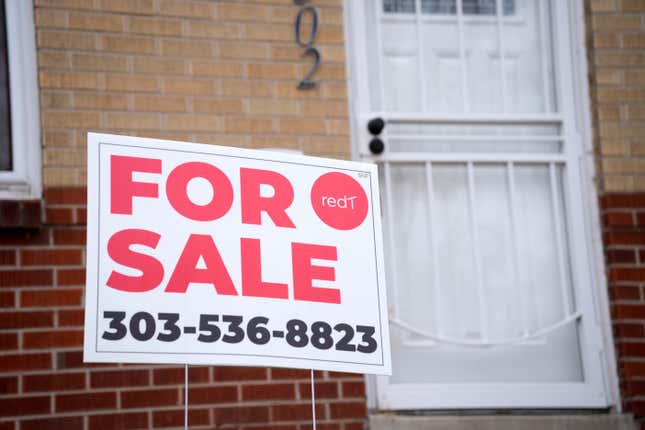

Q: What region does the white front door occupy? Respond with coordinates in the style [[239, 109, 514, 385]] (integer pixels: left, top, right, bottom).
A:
[[346, 0, 614, 409]]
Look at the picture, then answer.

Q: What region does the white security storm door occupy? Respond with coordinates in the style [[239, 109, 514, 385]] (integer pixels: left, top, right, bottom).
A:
[[346, 0, 612, 409]]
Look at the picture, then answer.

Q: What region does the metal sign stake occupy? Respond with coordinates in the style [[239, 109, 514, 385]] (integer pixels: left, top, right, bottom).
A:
[[184, 364, 189, 430], [311, 369, 317, 430]]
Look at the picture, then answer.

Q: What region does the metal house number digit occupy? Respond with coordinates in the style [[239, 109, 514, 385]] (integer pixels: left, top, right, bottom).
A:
[[294, 1, 321, 89]]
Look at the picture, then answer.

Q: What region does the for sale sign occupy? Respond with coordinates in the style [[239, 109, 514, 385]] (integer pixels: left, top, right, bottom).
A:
[[84, 133, 391, 375]]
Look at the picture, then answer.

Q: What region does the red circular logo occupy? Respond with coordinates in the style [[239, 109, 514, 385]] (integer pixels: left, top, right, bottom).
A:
[[310, 172, 368, 230]]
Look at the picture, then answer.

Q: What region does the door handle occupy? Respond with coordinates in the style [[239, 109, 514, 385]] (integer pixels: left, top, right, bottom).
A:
[[369, 138, 384, 154], [367, 117, 385, 154], [367, 117, 385, 135]]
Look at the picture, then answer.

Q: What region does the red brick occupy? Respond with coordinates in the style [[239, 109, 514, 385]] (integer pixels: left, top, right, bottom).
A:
[[91, 369, 150, 388], [627, 400, 645, 416], [0, 228, 49, 246], [0, 421, 14, 430], [602, 193, 645, 209], [329, 401, 367, 419], [0, 269, 52, 287], [619, 342, 645, 357], [0, 376, 18, 394], [247, 424, 296, 430], [248, 426, 297, 430], [0, 311, 53, 329], [614, 323, 645, 338], [300, 381, 339, 399], [626, 379, 645, 396], [610, 267, 645, 282], [76, 208, 87, 224], [212, 406, 269, 426], [637, 212, 645, 226], [59, 309, 84, 326], [270, 367, 310, 379], [53, 228, 86, 245], [45, 187, 87, 205], [611, 285, 641, 301], [89, 412, 148, 430], [0, 396, 51, 417], [272, 403, 325, 421], [0, 201, 19, 226], [153, 408, 210, 427], [242, 383, 295, 400], [23, 201, 42, 227], [57, 268, 85, 286], [607, 249, 637, 264], [604, 211, 634, 227], [46, 207, 75, 225], [187, 386, 237, 404], [23, 329, 83, 349], [615, 305, 645, 319], [301, 424, 341, 430], [0, 291, 14, 307], [23, 372, 86, 392], [621, 361, 645, 377], [213, 365, 267, 381], [153, 366, 210, 385], [21, 288, 83, 307], [57, 350, 109, 369], [21, 417, 84, 430], [20, 249, 83, 266], [0, 333, 18, 350], [342, 383, 366, 398], [56, 392, 117, 412], [328, 371, 362, 379], [56, 350, 83, 369], [0, 353, 51, 372], [605, 231, 645, 246], [121, 388, 179, 408], [0, 250, 16, 266], [0, 201, 39, 228]]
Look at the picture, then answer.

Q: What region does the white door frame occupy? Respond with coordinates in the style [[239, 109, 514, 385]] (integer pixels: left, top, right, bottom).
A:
[[343, 0, 620, 410]]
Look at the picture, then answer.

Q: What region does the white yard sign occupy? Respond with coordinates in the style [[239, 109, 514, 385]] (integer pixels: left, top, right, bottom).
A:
[[84, 133, 391, 375]]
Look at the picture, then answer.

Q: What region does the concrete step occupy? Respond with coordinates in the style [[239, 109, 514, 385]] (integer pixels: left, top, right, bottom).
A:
[[369, 413, 638, 430]]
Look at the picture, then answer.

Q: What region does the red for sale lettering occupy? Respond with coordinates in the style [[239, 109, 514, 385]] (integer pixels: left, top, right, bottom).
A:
[[106, 155, 345, 304], [105, 229, 340, 304], [109, 155, 295, 228]]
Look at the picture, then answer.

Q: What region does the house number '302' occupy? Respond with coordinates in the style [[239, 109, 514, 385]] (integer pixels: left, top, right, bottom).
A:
[[294, 0, 320, 89]]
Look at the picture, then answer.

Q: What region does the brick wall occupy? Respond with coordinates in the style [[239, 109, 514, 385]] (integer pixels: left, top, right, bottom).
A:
[[0, 187, 367, 429], [602, 194, 645, 423], [35, 0, 350, 187], [588, 0, 645, 426], [588, 0, 645, 192], [0, 0, 367, 428]]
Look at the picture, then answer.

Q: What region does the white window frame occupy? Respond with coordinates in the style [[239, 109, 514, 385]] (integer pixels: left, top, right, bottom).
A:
[[0, 0, 40, 200], [343, 0, 620, 410]]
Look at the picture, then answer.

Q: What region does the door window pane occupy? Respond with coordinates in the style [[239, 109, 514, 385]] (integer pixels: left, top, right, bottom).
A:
[[422, 0, 456, 14], [373, 0, 553, 114], [420, 0, 515, 15], [384, 161, 583, 384], [504, 0, 556, 112], [383, 0, 415, 13]]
